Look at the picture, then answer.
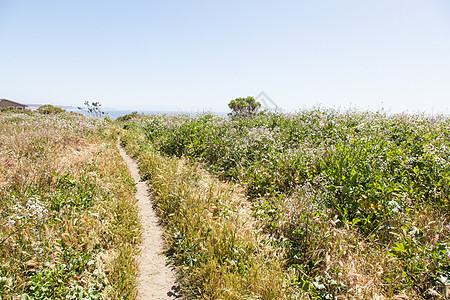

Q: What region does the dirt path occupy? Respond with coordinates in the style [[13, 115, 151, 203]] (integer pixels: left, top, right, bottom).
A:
[[118, 141, 180, 299]]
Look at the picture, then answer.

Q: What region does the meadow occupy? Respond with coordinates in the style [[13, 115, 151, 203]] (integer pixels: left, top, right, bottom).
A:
[[0, 109, 140, 299], [119, 109, 450, 299], [1, 107, 448, 299]]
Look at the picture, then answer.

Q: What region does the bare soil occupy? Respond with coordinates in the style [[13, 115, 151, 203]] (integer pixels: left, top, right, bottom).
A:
[[118, 142, 180, 299]]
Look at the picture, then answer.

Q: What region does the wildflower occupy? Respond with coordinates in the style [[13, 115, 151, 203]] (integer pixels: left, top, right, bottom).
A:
[[427, 288, 440, 297], [387, 200, 402, 213]]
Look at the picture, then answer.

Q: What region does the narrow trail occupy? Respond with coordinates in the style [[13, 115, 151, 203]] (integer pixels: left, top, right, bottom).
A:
[[118, 141, 180, 300]]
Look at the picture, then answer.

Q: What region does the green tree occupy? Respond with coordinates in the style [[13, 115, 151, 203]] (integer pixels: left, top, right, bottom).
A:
[[228, 96, 261, 118]]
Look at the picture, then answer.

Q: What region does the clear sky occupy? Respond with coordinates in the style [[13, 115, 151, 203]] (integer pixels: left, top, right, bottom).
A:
[[1, 0, 450, 113]]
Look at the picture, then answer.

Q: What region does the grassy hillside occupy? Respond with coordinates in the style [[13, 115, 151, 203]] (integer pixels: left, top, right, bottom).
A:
[[119, 109, 450, 299], [0, 110, 140, 299]]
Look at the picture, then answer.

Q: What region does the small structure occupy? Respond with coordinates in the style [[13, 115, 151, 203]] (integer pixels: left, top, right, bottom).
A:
[[0, 99, 28, 110]]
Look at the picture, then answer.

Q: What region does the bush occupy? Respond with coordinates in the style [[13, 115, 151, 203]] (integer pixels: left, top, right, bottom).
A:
[[116, 111, 140, 122], [37, 104, 65, 114], [119, 110, 450, 298]]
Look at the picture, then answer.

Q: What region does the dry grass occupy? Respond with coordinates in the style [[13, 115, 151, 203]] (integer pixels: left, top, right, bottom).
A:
[[121, 129, 292, 299], [0, 111, 140, 299]]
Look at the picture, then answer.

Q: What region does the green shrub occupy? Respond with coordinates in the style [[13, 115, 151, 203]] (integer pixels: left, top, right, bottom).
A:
[[116, 111, 140, 122], [37, 104, 65, 114], [119, 110, 450, 298]]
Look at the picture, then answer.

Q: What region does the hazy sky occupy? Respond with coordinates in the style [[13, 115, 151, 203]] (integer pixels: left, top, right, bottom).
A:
[[1, 0, 450, 113]]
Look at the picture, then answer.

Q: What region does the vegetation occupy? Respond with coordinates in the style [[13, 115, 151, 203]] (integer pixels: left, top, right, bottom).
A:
[[116, 111, 140, 122], [0, 108, 32, 114], [228, 96, 261, 118], [119, 109, 450, 299], [121, 127, 288, 299], [37, 104, 65, 114], [78, 101, 105, 117], [2, 105, 448, 299], [0, 110, 140, 299]]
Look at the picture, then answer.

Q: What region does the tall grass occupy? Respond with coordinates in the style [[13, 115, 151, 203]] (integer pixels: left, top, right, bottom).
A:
[[121, 128, 290, 299], [119, 110, 450, 299], [0, 110, 140, 299]]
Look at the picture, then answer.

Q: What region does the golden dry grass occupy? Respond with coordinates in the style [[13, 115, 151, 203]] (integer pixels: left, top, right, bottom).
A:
[[121, 128, 294, 299], [0, 111, 140, 299]]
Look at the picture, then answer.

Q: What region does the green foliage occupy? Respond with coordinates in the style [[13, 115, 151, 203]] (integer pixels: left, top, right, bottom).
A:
[[228, 96, 261, 118], [387, 225, 450, 296], [23, 248, 103, 299], [120, 110, 450, 298], [47, 173, 98, 211], [37, 104, 65, 114], [116, 111, 140, 122]]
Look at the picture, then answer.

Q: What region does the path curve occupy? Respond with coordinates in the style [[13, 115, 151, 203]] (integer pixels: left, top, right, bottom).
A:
[[118, 141, 180, 299]]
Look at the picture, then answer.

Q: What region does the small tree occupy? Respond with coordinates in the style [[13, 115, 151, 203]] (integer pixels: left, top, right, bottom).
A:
[[78, 101, 104, 117], [228, 96, 261, 118]]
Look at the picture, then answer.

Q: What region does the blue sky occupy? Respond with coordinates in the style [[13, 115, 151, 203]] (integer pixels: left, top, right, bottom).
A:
[[1, 0, 449, 113]]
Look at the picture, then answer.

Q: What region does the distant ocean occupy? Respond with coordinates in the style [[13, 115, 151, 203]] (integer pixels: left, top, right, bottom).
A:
[[72, 109, 228, 119]]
